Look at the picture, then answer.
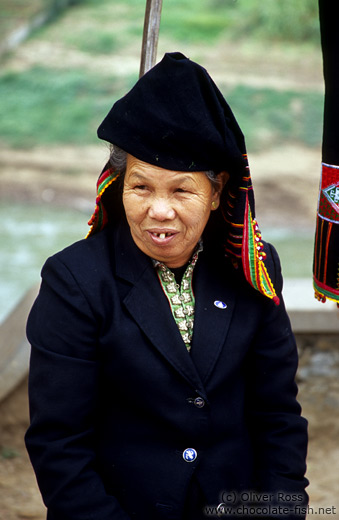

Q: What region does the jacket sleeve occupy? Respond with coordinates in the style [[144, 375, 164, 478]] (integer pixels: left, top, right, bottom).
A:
[[246, 243, 309, 518], [25, 254, 131, 520]]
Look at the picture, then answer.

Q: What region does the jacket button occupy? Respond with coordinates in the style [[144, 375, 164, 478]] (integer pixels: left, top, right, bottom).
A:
[[183, 448, 197, 462], [194, 397, 205, 408]]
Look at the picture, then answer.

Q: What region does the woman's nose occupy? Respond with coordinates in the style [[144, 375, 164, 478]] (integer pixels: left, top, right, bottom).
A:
[[148, 198, 176, 221]]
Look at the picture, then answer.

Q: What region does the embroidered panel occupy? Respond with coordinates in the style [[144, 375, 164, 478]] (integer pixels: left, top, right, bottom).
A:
[[317, 163, 339, 223]]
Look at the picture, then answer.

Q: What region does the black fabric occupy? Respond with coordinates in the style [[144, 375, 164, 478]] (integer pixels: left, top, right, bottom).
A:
[[97, 52, 246, 176], [182, 477, 206, 519], [312, 0, 339, 304], [25, 222, 308, 520], [95, 53, 258, 293], [318, 0, 339, 165]]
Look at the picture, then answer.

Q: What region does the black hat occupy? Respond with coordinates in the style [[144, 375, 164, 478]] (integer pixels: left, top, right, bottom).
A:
[[89, 52, 280, 305], [97, 52, 245, 175]]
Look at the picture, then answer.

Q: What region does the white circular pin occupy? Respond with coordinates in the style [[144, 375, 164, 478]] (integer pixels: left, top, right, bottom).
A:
[[214, 300, 227, 309]]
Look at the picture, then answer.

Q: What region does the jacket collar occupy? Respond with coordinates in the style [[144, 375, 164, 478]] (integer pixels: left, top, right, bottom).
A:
[[111, 221, 236, 395]]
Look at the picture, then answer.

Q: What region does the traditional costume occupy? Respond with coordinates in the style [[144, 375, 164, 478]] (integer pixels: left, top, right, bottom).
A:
[[26, 53, 308, 520]]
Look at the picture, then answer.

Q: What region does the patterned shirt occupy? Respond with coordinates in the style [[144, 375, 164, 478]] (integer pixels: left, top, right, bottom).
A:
[[153, 241, 203, 352]]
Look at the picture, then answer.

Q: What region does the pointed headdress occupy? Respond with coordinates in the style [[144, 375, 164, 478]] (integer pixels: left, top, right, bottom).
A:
[[87, 52, 279, 304]]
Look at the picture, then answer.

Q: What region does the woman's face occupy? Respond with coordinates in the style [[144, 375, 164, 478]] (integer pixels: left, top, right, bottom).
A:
[[123, 154, 226, 268]]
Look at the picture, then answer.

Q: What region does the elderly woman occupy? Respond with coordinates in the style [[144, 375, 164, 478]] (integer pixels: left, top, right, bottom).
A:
[[25, 53, 308, 520]]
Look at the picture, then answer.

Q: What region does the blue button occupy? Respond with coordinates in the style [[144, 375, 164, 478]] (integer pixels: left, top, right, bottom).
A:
[[183, 448, 197, 462], [214, 300, 227, 309]]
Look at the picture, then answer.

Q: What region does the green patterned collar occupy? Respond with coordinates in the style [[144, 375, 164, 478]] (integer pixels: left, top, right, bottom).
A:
[[152, 240, 203, 352]]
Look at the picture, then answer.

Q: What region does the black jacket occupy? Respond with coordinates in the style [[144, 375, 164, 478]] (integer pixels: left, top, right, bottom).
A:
[[25, 222, 308, 520]]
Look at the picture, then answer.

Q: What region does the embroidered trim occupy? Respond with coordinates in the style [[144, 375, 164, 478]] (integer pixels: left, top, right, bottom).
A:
[[86, 169, 120, 238], [313, 163, 339, 306], [313, 276, 339, 306], [242, 192, 279, 305], [221, 154, 279, 305], [318, 163, 339, 223]]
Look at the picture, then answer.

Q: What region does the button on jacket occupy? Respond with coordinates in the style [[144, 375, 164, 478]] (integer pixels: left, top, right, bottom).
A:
[[25, 221, 308, 520]]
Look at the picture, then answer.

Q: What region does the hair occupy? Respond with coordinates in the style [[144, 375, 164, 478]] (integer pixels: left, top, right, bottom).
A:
[[108, 144, 127, 174], [108, 145, 221, 192]]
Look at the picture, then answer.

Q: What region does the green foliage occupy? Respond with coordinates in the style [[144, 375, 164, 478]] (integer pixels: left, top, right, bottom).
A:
[[0, 66, 323, 149], [60, 0, 320, 46], [30, 0, 144, 55], [161, 0, 319, 45], [0, 68, 137, 147], [1, 0, 320, 48], [0, 0, 45, 37], [161, 0, 236, 42], [64, 30, 120, 55], [225, 85, 323, 150], [0, 0, 322, 149], [235, 0, 320, 43]]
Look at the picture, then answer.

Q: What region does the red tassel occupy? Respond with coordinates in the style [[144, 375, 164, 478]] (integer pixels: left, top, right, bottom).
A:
[[273, 295, 280, 306]]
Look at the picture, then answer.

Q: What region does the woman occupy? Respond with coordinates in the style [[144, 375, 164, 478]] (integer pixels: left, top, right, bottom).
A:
[[25, 52, 308, 520]]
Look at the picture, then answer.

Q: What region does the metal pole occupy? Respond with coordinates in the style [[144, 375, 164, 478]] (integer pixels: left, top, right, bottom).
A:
[[139, 0, 163, 77]]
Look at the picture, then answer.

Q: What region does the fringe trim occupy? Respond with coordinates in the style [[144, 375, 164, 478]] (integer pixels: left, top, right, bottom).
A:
[[313, 278, 339, 307], [242, 192, 280, 305], [86, 170, 120, 238]]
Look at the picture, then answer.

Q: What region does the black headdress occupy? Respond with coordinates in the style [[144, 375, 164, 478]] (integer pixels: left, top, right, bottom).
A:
[[87, 52, 279, 304]]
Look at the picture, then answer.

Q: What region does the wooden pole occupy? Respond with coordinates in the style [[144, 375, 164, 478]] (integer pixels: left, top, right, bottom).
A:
[[139, 0, 163, 78]]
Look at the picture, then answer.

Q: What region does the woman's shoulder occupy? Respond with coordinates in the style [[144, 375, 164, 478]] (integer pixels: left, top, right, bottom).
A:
[[43, 226, 114, 279]]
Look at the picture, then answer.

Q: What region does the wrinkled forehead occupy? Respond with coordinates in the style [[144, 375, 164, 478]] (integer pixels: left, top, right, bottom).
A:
[[124, 154, 213, 189]]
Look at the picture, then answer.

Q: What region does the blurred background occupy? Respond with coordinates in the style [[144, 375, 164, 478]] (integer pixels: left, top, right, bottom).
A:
[[0, 1, 338, 519]]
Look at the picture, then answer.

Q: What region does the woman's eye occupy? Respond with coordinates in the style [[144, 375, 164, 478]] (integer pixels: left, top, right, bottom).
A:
[[175, 188, 187, 193], [134, 185, 147, 191]]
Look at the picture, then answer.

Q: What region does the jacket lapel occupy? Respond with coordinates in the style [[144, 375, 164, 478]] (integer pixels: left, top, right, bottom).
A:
[[112, 223, 208, 399], [190, 252, 236, 384]]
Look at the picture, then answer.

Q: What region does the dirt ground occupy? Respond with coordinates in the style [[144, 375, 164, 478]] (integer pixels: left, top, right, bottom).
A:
[[0, 142, 339, 519]]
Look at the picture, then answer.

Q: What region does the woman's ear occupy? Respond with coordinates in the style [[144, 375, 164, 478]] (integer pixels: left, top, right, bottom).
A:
[[211, 171, 230, 210], [218, 171, 230, 191]]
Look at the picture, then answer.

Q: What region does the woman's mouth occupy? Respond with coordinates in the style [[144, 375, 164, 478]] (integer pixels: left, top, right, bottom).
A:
[[152, 232, 173, 239], [148, 230, 177, 244]]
